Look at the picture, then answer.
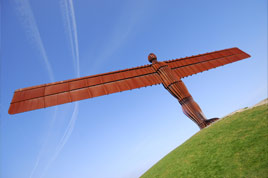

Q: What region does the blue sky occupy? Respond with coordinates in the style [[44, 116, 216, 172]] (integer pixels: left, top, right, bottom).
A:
[[1, 0, 267, 178]]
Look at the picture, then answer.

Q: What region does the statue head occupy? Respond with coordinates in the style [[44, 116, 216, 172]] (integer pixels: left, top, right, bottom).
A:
[[148, 53, 157, 64]]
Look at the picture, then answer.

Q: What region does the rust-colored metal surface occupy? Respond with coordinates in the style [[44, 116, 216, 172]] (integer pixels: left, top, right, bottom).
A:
[[9, 65, 162, 114], [167, 47, 250, 78], [151, 55, 214, 129], [9, 47, 250, 129]]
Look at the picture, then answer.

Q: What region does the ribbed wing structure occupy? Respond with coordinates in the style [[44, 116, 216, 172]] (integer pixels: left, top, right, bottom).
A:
[[167, 47, 250, 78], [9, 47, 250, 115], [9, 65, 162, 114]]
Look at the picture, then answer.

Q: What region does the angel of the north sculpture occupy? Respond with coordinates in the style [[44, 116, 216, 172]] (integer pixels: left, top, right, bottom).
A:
[[9, 47, 250, 129]]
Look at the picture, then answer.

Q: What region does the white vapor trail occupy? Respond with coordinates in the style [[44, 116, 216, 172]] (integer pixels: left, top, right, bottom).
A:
[[14, 0, 55, 82], [12, 0, 59, 178], [40, 0, 81, 177], [61, 0, 80, 77], [40, 103, 79, 178], [29, 107, 59, 178]]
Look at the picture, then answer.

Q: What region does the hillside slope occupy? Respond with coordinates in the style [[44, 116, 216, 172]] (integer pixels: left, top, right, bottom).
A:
[[141, 104, 268, 178]]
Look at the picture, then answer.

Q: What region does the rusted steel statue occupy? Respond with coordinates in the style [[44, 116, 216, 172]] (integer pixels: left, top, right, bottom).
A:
[[149, 53, 218, 129], [9, 47, 250, 129]]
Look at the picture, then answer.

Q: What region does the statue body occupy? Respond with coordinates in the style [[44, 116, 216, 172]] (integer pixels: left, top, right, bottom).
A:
[[149, 54, 218, 129], [9, 48, 250, 129]]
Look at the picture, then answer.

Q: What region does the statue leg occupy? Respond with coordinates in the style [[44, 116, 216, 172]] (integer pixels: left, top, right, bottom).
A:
[[179, 96, 207, 129], [166, 80, 218, 129]]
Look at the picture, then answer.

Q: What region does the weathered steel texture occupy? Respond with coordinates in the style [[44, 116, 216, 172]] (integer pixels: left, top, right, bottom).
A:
[[9, 65, 161, 114], [151, 59, 211, 129], [9, 47, 250, 121], [168, 47, 250, 78], [148, 47, 250, 129]]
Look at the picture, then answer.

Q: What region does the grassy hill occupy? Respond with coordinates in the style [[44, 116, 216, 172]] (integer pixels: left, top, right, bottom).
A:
[[141, 103, 268, 178]]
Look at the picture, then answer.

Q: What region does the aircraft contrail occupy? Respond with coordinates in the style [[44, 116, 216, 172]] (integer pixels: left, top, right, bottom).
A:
[[40, 1, 81, 177], [53, 0, 81, 160], [39, 103, 79, 178], [11, 0, 59, 177], [29, 107, 59, 178], [13, 0, 55, 82], [61, 0, 80, 77]]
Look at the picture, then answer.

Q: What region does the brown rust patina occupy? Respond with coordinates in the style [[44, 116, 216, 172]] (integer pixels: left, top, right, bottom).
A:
[[9, 47, 250, 129]]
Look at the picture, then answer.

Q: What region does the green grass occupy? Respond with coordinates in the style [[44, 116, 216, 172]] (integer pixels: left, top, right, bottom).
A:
[[141, 104, 268, 178]]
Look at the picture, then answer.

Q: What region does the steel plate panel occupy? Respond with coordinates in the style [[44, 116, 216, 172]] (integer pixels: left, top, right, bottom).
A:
[[201, 63, 210, 71], [135, 68, 144, 76], [140, 75, 151, 86], [211, 60, 220, 68], [45, 83, 69, 95], [141, 67, 150, 74], [230, 48, 241, 54], [45, 94, 58, 107], [105, 82, 120, 94], [179, 67, 187, 76], [218, 59, 227, 66], [135, 77, 145, 88], [112, 73, 123, 81], [199, 56, 208, 63], [221, 58, 230, 64], [184, 59, 192, 65], [203, 55, 213, 62], [144, 66, 154, 73], [173, 69, 181, 78], [122, 70, 132, 78], [12, 97, 45, 114], [88, 85, 107, 98], [181, 66, 190, 76], [210, 52, 222, 59], [190, 65, 199, 74], [209, 60, 218, 68], [130, 70, 138, 77], [11, 92, 23, 103], [11, 101, 25, 114], [196, 62, 205, 71], [237, 53, 250, 59], [144, 75, 154, 85], [216, 51, 225, 57], [69, 79, 88, 90], [87, 76, 103, 86], [222, 50, 233, 56], [232, 55, 241, 62], [32, 97, 45, 108], [8, 103, 16, 114], [225, 56, 236, 63], [208, 61, 215, 68], [126, 78, 138, 90], [150, 73, 161, 83], [187, 66, 196, 75], [12, 87, 45, 103], [117, 80, 131, 92], [187, 58, 196, 64], [102, 74, 114, 83], [194, 63, 202, 71], [57, 92, 72, 104], [167, 62, 175, 68], [215, 58, 226, 66], [171, 61, 181, 68], [178, 69, 185, 78], [70, 88, 90, 102]]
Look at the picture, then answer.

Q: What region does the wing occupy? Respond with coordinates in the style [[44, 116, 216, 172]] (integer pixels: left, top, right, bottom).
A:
[[9, 65, 162, 114], [167, 47, 250, 78], [9, 47, 250, 115]]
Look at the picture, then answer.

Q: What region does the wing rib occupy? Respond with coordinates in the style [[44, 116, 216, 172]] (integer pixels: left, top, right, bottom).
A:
[[9, 65, 161, 114]]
